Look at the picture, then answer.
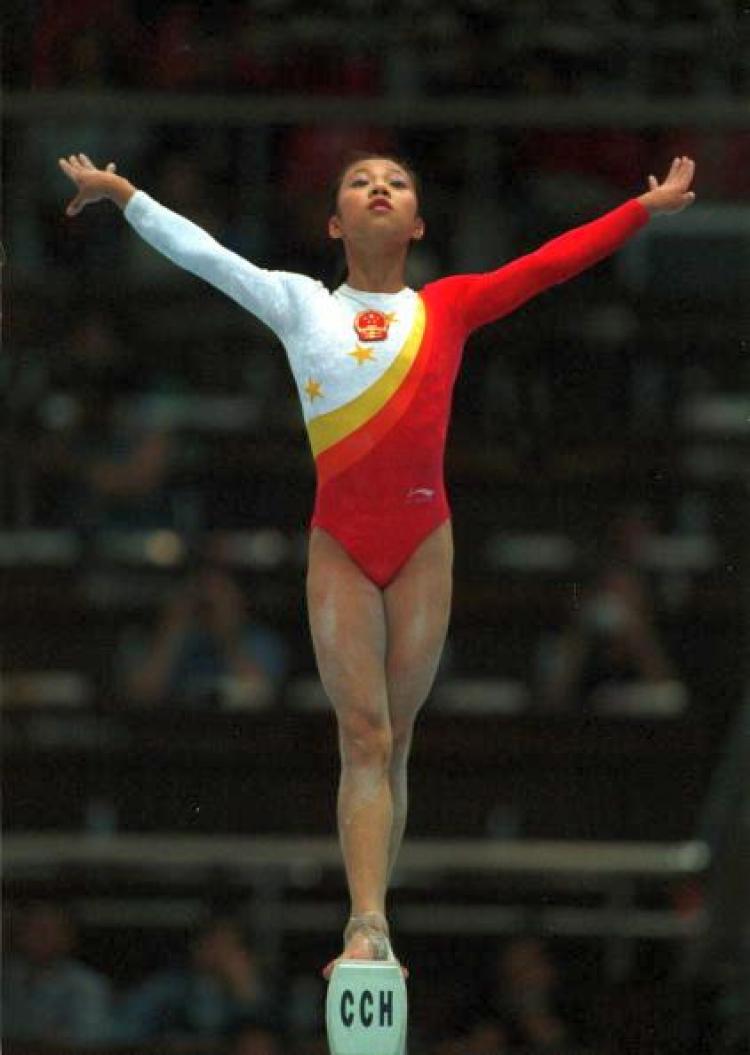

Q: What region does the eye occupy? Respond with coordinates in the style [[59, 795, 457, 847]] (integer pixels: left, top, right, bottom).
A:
[[390, 178, 408, 189], [349, 177, 368, 188]]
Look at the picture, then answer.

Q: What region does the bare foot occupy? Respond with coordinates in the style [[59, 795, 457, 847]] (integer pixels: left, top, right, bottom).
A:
[[322, 913, 408, 980]]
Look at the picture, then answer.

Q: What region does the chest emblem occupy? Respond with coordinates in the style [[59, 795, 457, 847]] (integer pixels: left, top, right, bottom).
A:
[[353, 309, 396, 343]]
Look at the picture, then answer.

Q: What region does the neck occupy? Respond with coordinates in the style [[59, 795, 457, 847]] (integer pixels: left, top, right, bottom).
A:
[[342, 245, 409, 294]]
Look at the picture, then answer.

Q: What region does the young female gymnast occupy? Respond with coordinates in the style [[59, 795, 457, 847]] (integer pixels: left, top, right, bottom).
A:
[[59, 149, 696, 976]]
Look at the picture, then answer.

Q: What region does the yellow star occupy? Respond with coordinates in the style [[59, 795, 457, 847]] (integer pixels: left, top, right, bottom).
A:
[[348, 345, 376, 366], [385, 312, 398, 325], [304, 378, 323, 401]]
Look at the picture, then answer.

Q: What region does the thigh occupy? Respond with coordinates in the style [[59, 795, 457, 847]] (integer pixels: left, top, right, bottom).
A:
[[383, 521, 454, 728], [307, 527, 389, 725]]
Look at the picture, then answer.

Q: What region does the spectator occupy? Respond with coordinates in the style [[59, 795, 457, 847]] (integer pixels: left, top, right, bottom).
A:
[[34, 306, 175, 531], [117, 563, 288, 707], [432, 1016, 509, 1055], [487, 937, 579, 1051], [537, 509, 681, 712], [115, 916, 276, 1049], [228, 4, 280, 93], [147, 2, 226, 90], [225, 1022, 286, 1055], [32, 0, 142, 88], [2, 901, 114, 1048]]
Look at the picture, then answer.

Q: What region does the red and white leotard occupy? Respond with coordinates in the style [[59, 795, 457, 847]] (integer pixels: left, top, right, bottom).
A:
[[125, 192, 649, 587]]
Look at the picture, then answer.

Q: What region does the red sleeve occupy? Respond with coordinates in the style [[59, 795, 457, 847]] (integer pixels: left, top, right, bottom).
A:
[[427, 198, 649, 336]]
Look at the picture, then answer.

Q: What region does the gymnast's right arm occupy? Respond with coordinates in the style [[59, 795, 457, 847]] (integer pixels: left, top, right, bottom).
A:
[[58, 153, 304, 339]]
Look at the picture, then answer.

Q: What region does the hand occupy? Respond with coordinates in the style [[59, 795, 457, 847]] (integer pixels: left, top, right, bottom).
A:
[[638, 155, 696, 216], [58, 153, 136, 214]]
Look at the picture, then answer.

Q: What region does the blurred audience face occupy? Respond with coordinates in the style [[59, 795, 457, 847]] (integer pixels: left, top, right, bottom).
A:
[[497, 937, 557, 997], [69, 312, 119, 372], [432, 1020, 508, 1055], [62, 29, 111, 86], [191, 919, 251, 974], [188, 567, 246, 630], [158, 156, 208, 208], [227, 1025, 283, 1055], [463, 1020, 508, 1054], [16, 904, 76, 966]]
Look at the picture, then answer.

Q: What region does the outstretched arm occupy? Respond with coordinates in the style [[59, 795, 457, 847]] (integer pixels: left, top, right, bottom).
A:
[[441, 156, 696, 334], [58, 153, 310, 340]]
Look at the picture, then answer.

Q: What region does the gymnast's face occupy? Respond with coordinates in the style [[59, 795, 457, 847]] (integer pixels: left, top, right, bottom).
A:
[[329, 158, 424, 248]]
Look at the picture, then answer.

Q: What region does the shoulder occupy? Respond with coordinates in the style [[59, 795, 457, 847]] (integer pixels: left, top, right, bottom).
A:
[[418, 275, 483, 332], [420, 273, 480, 304], [274, 271, 331, 299], [60, 959, 111, 994]]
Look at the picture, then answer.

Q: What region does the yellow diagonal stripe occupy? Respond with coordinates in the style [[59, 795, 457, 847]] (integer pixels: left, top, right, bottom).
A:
[[308, 297, 426, 458]]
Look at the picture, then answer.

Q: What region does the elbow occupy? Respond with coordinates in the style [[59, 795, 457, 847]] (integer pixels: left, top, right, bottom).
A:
[[528, 251, 567, 287], [545, 259, 572, 286]]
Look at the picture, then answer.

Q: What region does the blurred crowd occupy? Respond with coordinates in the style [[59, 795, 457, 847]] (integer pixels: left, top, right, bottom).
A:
[[8, 900, 743, 1051], [7, 0, 749, 98], [3, 904, 285, 1054], [1, 901, 618, 1054]]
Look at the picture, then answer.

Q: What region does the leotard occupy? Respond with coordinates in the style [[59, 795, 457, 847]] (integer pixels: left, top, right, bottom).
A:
[[125, 192, 649, 587]]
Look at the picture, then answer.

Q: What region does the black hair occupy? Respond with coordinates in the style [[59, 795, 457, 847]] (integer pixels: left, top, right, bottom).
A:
[[327, 150, 422, 218]]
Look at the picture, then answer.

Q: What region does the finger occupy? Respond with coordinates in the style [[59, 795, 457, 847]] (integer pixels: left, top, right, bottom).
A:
[[59, 158, 81, 183], [648, 175, 658, 190], [66, 195, 83, 217], [80, 153, 96, 169], [666, 156, 688, 186], [106, 162, 117, 173], [676, 158, 695, 190]]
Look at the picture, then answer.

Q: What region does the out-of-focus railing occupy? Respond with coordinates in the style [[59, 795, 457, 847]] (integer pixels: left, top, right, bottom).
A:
[[695, 692, 750, 964], [5, 91, 750, 128], [4, 833, 709, 969]]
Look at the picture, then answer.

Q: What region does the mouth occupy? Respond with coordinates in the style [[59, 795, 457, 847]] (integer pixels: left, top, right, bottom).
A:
[[368, 198, 393, 212]]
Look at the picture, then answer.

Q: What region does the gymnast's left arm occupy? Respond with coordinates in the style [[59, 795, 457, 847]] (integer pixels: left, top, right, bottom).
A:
[[452, 155, 696, 334]]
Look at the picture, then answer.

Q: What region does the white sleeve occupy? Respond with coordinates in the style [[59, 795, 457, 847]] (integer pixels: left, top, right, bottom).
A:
[[124, 190, 314, 342]]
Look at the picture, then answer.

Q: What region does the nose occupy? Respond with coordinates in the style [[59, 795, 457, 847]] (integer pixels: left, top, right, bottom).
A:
[[369, 182, 390, 198]]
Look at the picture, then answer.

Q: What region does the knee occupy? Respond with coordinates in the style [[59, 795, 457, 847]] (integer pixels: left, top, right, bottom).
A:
[[338, 709, 392, 771], [390, 716, 416, 762]]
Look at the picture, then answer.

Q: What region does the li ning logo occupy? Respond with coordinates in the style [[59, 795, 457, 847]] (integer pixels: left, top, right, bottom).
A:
[[406, 487, 435, 504]]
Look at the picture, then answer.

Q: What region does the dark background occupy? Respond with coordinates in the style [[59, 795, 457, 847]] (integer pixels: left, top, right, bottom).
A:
[[2, 2, 749, 1053]]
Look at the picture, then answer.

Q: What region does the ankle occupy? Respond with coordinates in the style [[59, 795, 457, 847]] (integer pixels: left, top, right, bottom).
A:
[[345, 911, 389, 942]]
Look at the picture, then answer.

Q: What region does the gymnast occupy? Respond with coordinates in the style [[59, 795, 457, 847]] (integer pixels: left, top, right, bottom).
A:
[[59, 148, 696, 977]]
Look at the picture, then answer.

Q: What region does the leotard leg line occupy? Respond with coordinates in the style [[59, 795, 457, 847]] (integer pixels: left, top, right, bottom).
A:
[[311, 507, 451, 590]]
